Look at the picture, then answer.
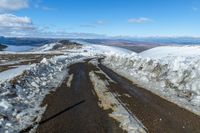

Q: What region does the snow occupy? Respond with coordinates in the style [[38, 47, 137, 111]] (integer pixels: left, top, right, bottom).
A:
[[0, 65, 32, 83], [80, 42, 135, 56], [140, 46, 200, 59], [67, 74, 73, 87], [89, 71, 146, 133], [32, 43, 57, 52], [0, 100, 11, 110]]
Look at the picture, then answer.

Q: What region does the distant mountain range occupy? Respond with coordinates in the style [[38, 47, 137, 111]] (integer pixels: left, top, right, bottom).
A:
[[80, 37, 200, 45], [127, 37, 200, 45], [1, 36, 200, 48]]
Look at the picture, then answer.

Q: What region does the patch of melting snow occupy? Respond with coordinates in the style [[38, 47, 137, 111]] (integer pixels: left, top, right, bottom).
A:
[[124, 94, 131, 98], [67, 74, 74, 87], [89, 71, 146, 133]]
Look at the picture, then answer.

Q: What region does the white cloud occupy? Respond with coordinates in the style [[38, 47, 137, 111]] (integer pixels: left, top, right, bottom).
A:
[[0, 13, 35, 36], [128, 17, 153, 23], [0, 13, 107, 38], [34, 3, 55, 11], [96, 20, 105, 25], [0, 0, 28, 11], [0, 14, 107, 38]]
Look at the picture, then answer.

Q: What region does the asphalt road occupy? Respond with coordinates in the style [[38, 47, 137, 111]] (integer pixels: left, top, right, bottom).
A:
[[36, 61, 124, 133]]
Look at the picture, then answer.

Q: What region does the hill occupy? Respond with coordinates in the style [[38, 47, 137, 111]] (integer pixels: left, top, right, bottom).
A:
[[0, 43, 7, 51]]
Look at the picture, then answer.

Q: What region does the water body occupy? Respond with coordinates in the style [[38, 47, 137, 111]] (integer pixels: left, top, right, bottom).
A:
[[4, 45, 37, 52]]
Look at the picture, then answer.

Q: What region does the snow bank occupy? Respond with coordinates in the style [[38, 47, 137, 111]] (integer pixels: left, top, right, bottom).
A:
[[80, 43, 136, 58], [103, 46, 200, 115], [0, 54, 87, 133]]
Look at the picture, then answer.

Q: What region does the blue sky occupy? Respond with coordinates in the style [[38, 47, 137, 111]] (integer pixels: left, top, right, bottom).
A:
[[0, 0, 200, 38]]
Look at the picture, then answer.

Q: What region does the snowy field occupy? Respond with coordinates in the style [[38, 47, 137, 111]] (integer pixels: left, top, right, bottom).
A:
[[1, 41, 200, 132]]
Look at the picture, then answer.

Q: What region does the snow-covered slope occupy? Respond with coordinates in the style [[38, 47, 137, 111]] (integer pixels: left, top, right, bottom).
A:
[[79, 42, 136, 57], [140, 46, 200, 59], [32, 43, 58, 52], [33, 41, 81, 52]]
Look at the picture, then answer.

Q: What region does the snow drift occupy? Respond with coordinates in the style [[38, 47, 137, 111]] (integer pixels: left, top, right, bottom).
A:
[[103, 46, 200, 115]]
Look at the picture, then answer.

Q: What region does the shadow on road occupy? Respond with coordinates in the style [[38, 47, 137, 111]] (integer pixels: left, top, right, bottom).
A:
[[20, 100, 85, 133]]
